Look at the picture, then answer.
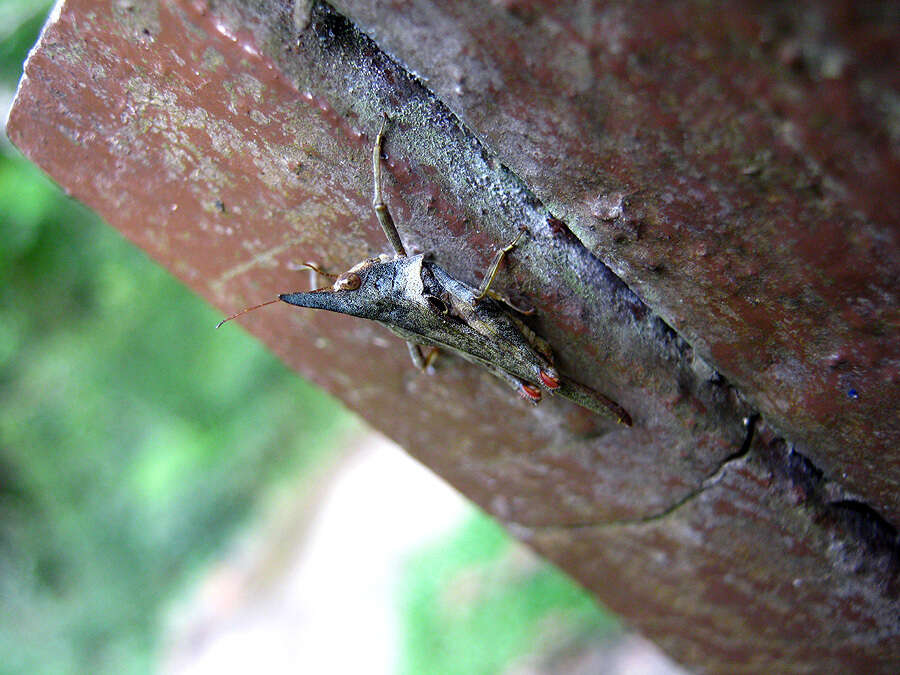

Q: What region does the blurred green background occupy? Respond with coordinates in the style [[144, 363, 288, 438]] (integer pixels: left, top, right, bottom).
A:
[[0, 2, 617, 673]]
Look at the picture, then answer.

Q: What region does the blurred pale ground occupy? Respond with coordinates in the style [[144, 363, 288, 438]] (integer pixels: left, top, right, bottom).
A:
[[160, 433, 687, 675], [1, 2, 687, 673]]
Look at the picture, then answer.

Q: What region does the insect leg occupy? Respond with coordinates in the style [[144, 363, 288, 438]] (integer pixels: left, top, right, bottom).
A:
[[507, 313, 555, 365], [372, 113, 407, 257], [406, 342, 438, 372], [296, 261, 338, 289], [423, 346, 439, 369], [298, 261, 338, 279], [474, 226, 527, 302], [406, 341, 425, 369], [483, 289, 535, 315]]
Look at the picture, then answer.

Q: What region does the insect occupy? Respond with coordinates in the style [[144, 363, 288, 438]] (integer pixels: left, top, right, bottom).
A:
[[219, 114, 632, 426]]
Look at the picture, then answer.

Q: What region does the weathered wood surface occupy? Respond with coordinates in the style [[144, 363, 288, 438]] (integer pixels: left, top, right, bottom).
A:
[[8, 1, 898, 672]]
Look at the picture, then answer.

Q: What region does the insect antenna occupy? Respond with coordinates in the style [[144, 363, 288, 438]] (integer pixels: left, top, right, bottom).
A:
[[216, 298, 282, 328]]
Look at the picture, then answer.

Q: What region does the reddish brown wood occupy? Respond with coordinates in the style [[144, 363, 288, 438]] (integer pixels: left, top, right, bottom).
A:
[[334, 0, 900, 532], [8, 1, 899, 672]]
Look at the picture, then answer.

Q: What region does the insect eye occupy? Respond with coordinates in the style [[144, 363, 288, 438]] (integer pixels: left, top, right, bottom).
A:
[[334, 272, 361, 291], [424, 295, 448, 314]]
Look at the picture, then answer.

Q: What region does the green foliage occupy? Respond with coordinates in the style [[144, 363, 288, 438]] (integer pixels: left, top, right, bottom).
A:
[[0, 0, 51, 89], [0, 148, 353, 674], [400, 514, 619, 675], [0, 145, 352, 674], [0, 5, 351, 672]]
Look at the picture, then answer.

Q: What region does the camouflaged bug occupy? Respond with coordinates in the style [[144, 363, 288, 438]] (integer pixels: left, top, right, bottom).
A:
[[219, 114, 631, 426]]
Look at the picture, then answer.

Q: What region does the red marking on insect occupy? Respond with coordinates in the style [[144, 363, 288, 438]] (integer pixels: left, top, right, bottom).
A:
[[539, 369, 560, 389], [520, 383, 543, 401]]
